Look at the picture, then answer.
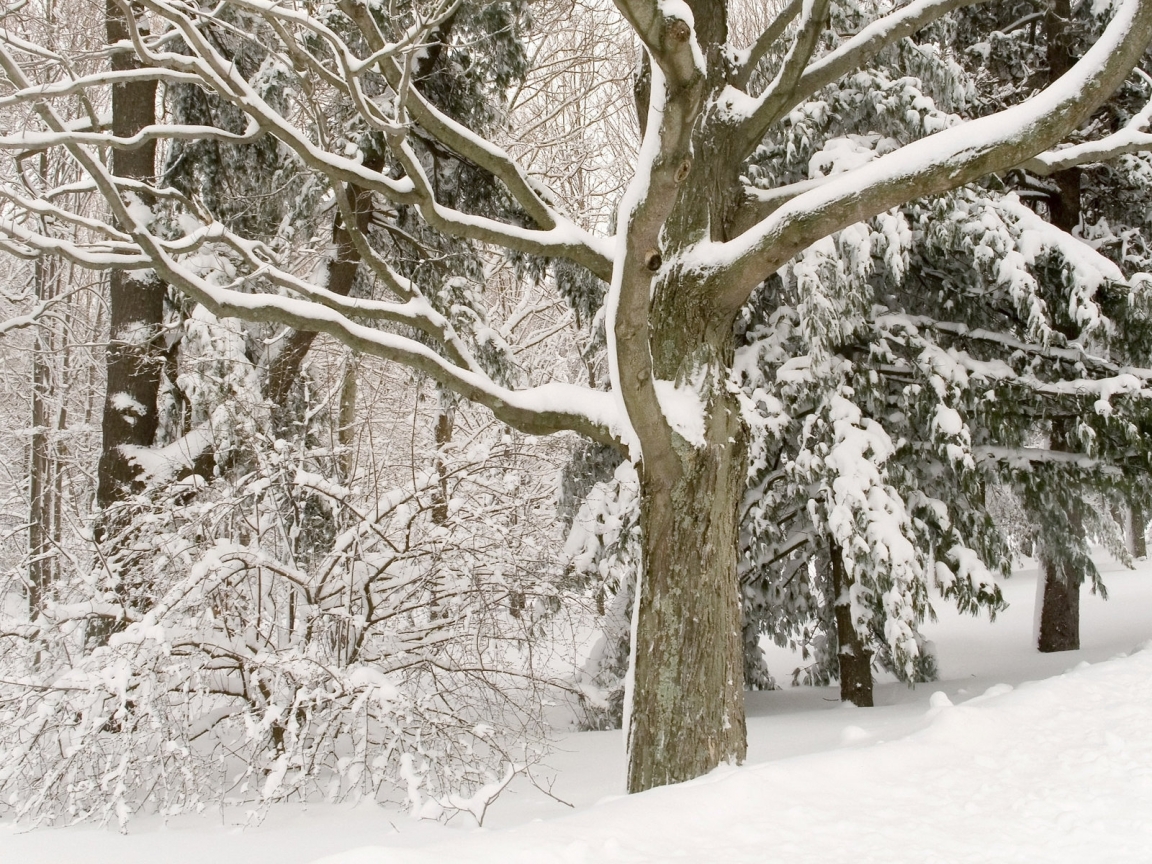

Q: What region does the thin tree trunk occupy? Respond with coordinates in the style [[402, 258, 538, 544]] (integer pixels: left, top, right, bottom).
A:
[[29, 202, 54, 613], [1037, 418, 1083, 652], [431, 389, 453, 524], [1132, 503, 1147, 558], [831, 543, 873, 706], [267, 170, 379, 417], [1033, 2, 1084, 655], [337, 354, 358, 482]]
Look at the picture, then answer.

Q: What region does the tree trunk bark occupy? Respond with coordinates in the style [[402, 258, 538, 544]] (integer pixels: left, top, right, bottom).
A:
[[96, 0, 165, 510], [29, 216, 55, 613], [431, 389, 453, 524], [626, 332, 748, 791], [337, 355, 358, 482], [1037, 418, 1083, 653], [831, 544, 873, 707], [1037, 553, 1081, 652], [1032, 6, 1084, 656], [1132, 503, 1147, 558]]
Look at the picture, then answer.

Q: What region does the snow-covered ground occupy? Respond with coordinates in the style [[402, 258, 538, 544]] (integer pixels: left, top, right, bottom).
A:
[[4, 553, 1151, 863]]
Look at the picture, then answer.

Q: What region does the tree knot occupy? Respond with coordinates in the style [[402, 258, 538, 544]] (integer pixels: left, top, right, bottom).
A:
[[666, 18, 691, 42]]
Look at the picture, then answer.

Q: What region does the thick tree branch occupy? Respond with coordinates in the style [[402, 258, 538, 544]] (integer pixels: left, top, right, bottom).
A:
[[733, 0, 991, 160], [611, 0, 705, 90], [735, 0, 830, 154], [713, 0, 1152, 312]]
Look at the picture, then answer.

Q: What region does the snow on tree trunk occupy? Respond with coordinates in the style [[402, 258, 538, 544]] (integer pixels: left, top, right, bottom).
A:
[[627, 372, 748, 792], [96, 0, 165, 510]]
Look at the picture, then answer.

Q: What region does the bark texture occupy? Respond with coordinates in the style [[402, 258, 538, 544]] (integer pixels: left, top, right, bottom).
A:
[[628, 390, 748, 791], [831, 545, 874, 707], [1037, 555, 1081, 652], [1132, 503, 1148, 558], [96, 0, 165, 510]]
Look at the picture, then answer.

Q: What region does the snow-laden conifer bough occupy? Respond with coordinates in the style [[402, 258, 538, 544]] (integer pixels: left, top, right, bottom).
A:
[[2, 0, 1152, 813]]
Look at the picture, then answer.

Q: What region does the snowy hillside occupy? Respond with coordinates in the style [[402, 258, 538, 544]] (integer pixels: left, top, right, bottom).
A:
[[4, 555, 1151, 864]]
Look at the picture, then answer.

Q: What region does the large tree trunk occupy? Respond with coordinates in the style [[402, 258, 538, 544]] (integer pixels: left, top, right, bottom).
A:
[[627, 389, 748, 792], [831, 544, 874, 707], [96, 0, 165, 510], [626, 200, 749, 790]]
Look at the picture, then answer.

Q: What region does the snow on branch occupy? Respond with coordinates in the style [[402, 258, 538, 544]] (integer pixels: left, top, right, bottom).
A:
[[1026, 72, 1152, 175], [711, 0, 1152, 311], [611, 0, 706, 91], [729, 0, 802, 90], [732, 0, 991, 158]]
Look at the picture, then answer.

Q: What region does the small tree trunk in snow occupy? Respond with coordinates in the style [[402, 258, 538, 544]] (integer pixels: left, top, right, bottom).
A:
[[1037, 418, 1084, 653], [1037, 553, 1081, 652], [28, 206, 55, 613], [831, 543, 873, 707], [431, 389, 454, 525], [337, 355, 358, 482], [1131, 503, 1148, 559]]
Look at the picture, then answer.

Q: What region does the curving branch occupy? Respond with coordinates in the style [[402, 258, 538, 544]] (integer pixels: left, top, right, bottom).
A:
[[1025, 80, 1152, 174], [734, 0, 830, 155], [732, 0, 991, 160], [730, 0, 802, 91], [712, 0, 1152, 311]]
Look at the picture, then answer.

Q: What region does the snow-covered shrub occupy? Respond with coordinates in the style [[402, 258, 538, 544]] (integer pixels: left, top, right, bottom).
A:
[[0, 416, 564, 828]]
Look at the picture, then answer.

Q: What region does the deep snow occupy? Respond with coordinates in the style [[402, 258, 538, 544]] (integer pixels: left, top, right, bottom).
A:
[[3, 553, 1150, 863]]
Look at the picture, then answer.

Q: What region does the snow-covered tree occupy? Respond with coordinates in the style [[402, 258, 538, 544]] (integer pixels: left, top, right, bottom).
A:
[[3, 0, 1152, 795], [735, 0, 1152, 702]]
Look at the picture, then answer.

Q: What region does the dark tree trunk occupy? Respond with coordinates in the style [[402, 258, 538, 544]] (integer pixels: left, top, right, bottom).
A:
[[29, 206, 55, 613], [1032, 4, 1084, 655], [1037, 553, 1081, 652], [337, 356, 358, 482], [1132, 503, 1148, 558], [266, 175, 376, 418], [831, 544, 874, 707], [1037, 419, 1083, 652], [96, 0, 165, 510], [431, 390, 453, 524]]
